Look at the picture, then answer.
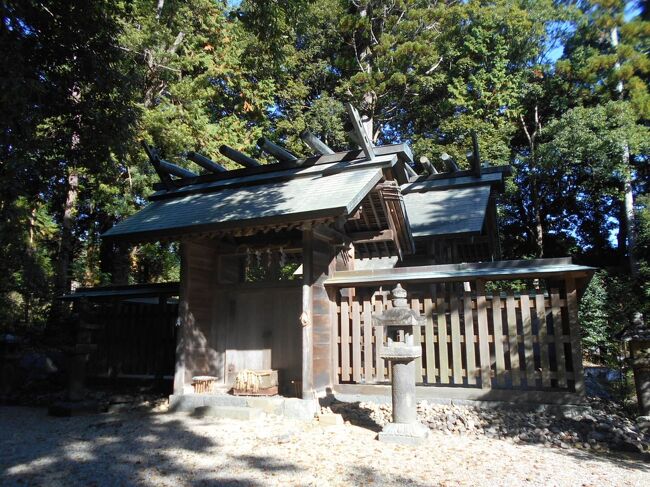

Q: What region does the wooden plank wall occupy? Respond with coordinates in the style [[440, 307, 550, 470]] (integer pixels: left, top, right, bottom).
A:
[[175, 241, 221, 393], [334, 278, 582, 393], [88, 300, 178, 378]]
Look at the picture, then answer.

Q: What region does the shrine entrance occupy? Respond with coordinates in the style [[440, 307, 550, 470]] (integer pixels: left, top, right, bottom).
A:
[[215, 282, 303, 396]]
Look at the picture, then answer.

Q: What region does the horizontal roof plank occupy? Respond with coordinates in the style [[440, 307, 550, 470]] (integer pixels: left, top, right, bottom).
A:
[[324, 258, 596, 287]]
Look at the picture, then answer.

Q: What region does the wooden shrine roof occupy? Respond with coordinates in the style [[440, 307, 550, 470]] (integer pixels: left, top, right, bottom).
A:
[[401, 166, 509, 194], [103, 163, 387, 241], [60, 282, 180, 300], [102, 103, 511, 250], [403, 185, 492, 238]]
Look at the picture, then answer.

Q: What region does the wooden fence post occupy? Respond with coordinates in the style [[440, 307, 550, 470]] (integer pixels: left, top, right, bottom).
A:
[[565, 276, 586, 396], [475, 280, 492, 389]]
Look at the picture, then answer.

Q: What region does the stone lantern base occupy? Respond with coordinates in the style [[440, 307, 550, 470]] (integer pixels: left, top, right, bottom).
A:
[[378, 421, 430, 445]]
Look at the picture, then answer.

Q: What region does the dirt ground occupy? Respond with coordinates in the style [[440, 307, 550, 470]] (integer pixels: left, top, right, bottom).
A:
[[0, 406, 648, 486]]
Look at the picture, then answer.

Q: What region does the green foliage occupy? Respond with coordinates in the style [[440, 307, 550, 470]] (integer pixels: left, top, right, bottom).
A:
[[0, 0, 647, 357], [579, 269, 637, 365]]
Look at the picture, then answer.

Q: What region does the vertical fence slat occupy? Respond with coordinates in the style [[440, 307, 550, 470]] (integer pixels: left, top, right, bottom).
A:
[[352, 300, 362, 383], [551, 289, 567, 388], [340, 299, 350, 381], [411, 298, 423, 383], [520, 293, 536, 387], [566, 276, 585, 395], [492, 294, 506, 386], [476, 280, 492, 389], [449, 292, 463, 384], [363, 298, 373, 383], [424, 297, 436, 384], [436, 286, 449, 384], [506, 293, 521, 387], [535, 293, 551, 388], [463, 291, 476, 385], [374, 297, 385, 382]]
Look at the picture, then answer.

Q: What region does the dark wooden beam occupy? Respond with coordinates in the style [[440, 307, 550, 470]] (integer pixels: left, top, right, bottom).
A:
[[187, 151, 227, 173], [141, 141, 174, 190], [313, 224, 350, 244], [300, 131, 334, 155], [219, 144, 261, 167], [258, 137, 298, 164], [440, 153, 460, 172], [471, 130, 482, 178], [348, 229, 394, 244], [420, 156, 438, 175], [345, 103, 375, 160], [158, 159, 198, 179]]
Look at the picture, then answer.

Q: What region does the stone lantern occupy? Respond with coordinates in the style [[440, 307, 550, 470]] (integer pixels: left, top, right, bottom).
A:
[[373, 283, 429, 444]]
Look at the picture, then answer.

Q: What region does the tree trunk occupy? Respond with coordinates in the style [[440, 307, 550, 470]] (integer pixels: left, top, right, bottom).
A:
[[623, 159, 638, 275], [532, 182, 544, 258], [611, 26, 638, 275], [55, 170, 79, 296], [520, 108, 544, 257]]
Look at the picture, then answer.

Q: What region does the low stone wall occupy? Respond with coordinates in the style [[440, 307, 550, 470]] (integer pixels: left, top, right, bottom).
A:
[[168, 393, 318, 420]]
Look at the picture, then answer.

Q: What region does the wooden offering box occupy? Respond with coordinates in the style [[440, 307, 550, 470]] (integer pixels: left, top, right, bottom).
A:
[[192, 376, 218, 394], [232, 369, 278, 396]]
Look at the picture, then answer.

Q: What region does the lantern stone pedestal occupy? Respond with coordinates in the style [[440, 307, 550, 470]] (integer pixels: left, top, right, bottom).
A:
[[373, 284, 429, 445], [49, 300, 103, 417]]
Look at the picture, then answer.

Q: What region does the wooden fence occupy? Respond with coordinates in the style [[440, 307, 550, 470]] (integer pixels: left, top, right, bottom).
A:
[[335, 278, 584, 393], [87, 299, 178, 379]]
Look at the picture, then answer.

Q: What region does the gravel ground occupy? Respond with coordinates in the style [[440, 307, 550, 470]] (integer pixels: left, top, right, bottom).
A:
[[0, 405, 649, 487], [329, 399, 650, 454]]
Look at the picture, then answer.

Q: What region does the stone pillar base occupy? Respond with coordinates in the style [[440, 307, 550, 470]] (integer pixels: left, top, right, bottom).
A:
[[377, 421, 430, 445]]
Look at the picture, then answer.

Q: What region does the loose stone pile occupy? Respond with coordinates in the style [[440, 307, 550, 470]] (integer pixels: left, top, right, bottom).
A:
[[328, 398, 650, 454]]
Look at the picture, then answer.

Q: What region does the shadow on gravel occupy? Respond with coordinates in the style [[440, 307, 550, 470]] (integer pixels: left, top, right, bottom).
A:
[[0, 407, 302, 486], [349, 465, 432, 487], [235, 454, 301, 473], [328, 401, 383, 432], [549, 443, 650, 471]]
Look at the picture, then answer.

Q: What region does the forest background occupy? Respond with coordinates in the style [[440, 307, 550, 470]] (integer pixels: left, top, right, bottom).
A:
[[1, 0, 649, 367]]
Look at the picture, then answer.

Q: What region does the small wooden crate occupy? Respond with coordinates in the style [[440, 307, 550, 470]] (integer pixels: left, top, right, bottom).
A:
[[192, 376, 218, 394], [232, 369, 278, 396]]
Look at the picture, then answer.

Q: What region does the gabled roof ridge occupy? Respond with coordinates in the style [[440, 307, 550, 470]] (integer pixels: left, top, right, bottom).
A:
[[150, 154, 398, 202]]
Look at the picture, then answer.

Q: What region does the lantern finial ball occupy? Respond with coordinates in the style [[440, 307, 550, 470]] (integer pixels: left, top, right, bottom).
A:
[[391, 283, 408, 308]]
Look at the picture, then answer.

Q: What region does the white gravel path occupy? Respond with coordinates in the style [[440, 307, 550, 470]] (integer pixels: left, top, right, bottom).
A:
[[0, 406, 648, 486]]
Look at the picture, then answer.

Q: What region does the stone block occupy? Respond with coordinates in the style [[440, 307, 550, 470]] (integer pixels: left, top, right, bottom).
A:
[[282, 398, 318, 420], [377, 421, 430, 446], [318, 413, 344, 426], [169, 393, 247, 412], [246, 396, 284, 415], [193, 405, 262, 420]]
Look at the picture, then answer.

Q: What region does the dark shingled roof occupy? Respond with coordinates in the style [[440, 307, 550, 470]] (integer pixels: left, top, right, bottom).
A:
[[103, 164, 385, 241], [402, 170, 505, 194], [402, 186, 491, 238]]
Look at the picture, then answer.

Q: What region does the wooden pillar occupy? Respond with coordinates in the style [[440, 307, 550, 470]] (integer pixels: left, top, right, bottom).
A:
[[475, 280, 492, 389], [327, 285, 339, 387], [565, 275, 586, 396], [301, 226, 314, 399], [173, 242, 189, 395]]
